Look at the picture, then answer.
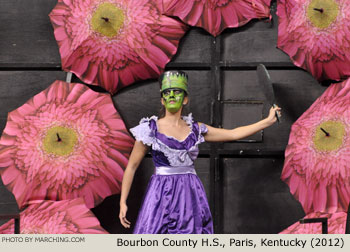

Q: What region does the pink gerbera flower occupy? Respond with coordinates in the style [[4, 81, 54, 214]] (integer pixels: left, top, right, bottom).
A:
[[277, 0, 350, 81], [0, 80, 134, 209], [0, 199, 108, 234], [280, 212, 347, 234], [49, 0, 188, 94], [282, 78, 350, 214], [162, 0, 271, 36]]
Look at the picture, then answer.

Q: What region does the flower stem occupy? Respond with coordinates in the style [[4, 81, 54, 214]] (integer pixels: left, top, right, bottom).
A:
[[57, 133, 62, 142], [313, 8, 324, 13], [320, 127, 330, 137]]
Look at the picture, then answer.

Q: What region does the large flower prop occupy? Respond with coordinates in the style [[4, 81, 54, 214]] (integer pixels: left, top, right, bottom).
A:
[[281, 78, 350, 214], [49, 0, 188, 94], [0, 199, 108, 234], [277, 0, 350, 82], [162, 0, 271, 37], [280, 212, 347, 234], [0, 80, 134, 209]]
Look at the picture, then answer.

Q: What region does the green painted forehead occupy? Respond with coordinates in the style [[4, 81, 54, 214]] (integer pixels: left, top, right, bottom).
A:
[[160, 71, 188, 93]]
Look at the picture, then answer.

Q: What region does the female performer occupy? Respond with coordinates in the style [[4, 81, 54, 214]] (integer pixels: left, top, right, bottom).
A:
[[119, 70, 281, 233]]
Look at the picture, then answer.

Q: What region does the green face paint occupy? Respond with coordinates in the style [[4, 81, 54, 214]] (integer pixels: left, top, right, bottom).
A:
[[162, 88, 185, 113]]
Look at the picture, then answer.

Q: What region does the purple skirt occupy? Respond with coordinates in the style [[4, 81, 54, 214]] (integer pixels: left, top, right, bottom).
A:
[[133, 173, 213, 234]]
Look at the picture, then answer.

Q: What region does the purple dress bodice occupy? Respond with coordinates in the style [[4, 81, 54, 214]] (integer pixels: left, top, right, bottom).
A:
[[130, 114, 208, 170]]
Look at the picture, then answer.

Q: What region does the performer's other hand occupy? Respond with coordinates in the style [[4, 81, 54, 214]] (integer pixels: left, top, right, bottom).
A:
[[119, 203, 131, 228], [267, 106, 281, 125]]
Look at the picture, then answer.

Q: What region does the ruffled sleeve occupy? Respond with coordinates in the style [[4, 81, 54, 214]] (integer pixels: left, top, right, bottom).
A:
[[197, 122, 208, 145], [182, 113, 208, 146], [129, 116, 157, 146], [199, 123, 208, 134]]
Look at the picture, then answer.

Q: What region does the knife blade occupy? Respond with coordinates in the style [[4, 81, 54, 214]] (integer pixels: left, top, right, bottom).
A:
[[257, 64, 281, 123]]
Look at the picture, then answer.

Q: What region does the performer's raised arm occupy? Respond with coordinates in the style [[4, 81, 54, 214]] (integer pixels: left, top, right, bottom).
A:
[[202, 106, 281, 142]]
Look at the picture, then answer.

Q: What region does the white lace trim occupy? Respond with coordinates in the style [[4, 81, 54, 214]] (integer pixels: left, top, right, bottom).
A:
[[130, 114, 206, 166]]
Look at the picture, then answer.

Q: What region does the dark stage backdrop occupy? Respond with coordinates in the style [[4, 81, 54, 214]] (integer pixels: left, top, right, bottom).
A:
[[0, 0, 327, 233]]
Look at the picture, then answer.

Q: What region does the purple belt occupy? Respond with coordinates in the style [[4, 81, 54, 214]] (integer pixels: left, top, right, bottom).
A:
[[155, 166, 196, 175]]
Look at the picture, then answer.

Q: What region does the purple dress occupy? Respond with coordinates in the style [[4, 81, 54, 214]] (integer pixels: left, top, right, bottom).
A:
[[129, 114, 213, 234]]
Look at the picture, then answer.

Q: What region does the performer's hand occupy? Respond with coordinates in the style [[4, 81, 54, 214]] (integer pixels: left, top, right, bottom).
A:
[[119, 203, 131, 228], [267, 105, 281, 125]]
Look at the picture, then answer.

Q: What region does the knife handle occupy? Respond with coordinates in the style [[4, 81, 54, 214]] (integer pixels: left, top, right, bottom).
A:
[[273, 104, 281, 124]]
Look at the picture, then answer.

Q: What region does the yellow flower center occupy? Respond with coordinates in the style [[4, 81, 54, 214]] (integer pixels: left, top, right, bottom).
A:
[[90, 3, 125, 38], [313, 121, 345, 152], [43, 126, 78, 156], [306, 0, 339, 29]]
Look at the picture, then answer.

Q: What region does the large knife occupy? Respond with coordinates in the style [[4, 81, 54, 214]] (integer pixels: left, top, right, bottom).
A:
[[257, 64, 281, 123]]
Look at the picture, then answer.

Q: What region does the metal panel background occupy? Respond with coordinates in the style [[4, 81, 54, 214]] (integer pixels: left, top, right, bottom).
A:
[[221, 157, 304, 233], [0, 179, 19, 226], [0, 0, 60, 68], [0, 0, 329, 233], [220, 5, 291, 66]]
